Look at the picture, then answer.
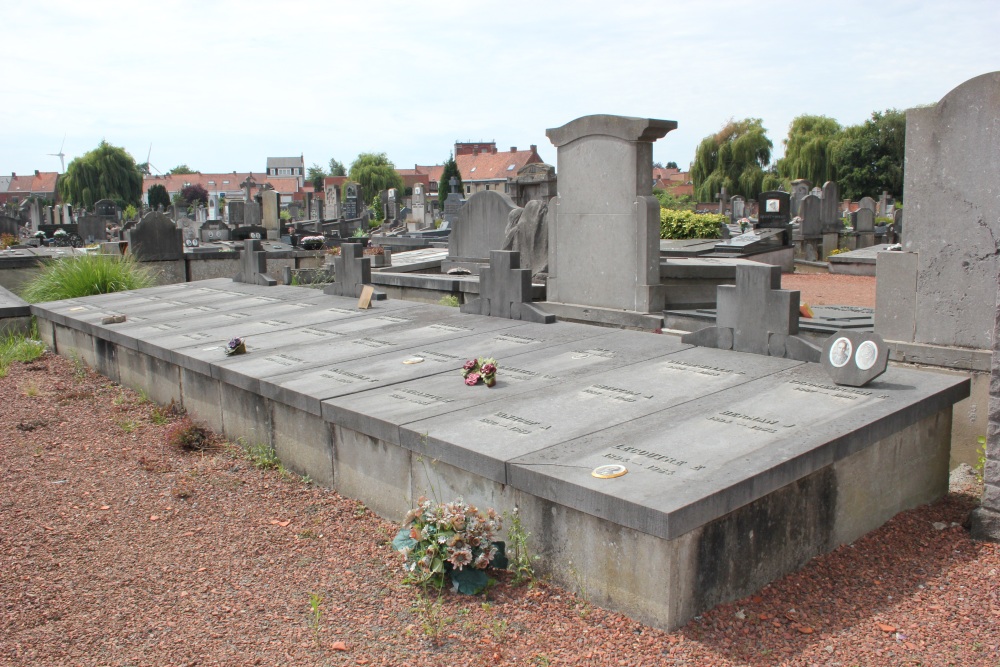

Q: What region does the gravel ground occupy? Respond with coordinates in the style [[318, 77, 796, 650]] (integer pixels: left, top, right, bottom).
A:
[[781, 273, 877, 308], [4, 347, 998, 666]]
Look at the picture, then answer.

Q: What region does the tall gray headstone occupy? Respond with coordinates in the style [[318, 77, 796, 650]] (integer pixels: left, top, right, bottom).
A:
[[261, 189, 279, 237], [245, 200, 262, 227], [343, 183, 360, 220], [28, 199, 41, 230], [228, 200, 245, 226], [820, 181, 840, 231], [876, 72, 1000, 353], [799, 194, 822, 237], [545, 114, 676, 314], [858, 196, 877, 213], [790, 179, 811, 217]]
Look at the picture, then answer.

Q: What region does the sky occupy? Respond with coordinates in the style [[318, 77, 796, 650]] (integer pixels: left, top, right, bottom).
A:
[[3, 1, 998, 178]]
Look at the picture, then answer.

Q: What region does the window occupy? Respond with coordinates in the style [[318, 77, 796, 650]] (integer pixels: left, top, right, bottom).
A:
[[466, 185, 471, 194], [207, 180, 215, 185], [278, 168, 292, 176], [223, 180, 230, 184], [485, 184, 490, 190]]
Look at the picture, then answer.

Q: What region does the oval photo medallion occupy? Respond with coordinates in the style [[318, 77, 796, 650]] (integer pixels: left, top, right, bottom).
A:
[[592, 464, 628, 479], [854, 340, 878, 371], [829, 336, 852, 368]]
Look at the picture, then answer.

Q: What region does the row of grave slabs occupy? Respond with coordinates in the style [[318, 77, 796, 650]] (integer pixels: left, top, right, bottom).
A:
[[30, 278, 968, 630]]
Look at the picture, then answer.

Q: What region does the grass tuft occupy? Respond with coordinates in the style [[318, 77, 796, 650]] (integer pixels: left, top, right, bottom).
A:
[[0, 333, 45, 377], [20, 253, 155, 303]]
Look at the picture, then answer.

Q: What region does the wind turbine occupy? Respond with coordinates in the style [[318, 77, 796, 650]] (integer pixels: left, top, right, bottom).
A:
[[48, 133, 66, 172], [141, 144, 162, 175]]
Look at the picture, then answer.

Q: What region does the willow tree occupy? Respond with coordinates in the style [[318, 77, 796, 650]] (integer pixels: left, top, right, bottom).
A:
[[775, 115, 842, 186], [58, 140, 143, 209], [348, 152, 404, 204], [691, 118, 778, 202]]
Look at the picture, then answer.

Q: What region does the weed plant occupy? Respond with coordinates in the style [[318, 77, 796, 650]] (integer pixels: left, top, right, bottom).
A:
[[0, 332, 45, 377], [165, 417, 215, 452], [21, 253, 154, 303]]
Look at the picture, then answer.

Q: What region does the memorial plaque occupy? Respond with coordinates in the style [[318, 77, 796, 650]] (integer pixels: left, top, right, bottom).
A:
[[400, 347, 800, 482], [508, 361, 967, 541]]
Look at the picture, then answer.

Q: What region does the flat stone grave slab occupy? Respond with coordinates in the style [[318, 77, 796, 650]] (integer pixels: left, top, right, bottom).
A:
[[264, 319, 619, 416], [207, 308, 526, 394], [508, 361, 970, 540], [323, 327, 694, 447], [401, 346, 801, 484]]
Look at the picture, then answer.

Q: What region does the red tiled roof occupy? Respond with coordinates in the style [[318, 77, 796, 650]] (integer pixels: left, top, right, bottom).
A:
[[143, 173, 303, 197], [457, 147, 542, 183], [414, 165, 444, 187], [5, 172, 59, 196], [323, 176, 349, 187]]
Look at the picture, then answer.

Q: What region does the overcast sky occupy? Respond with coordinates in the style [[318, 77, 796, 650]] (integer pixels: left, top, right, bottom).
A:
[[3, 1, 997, 178]]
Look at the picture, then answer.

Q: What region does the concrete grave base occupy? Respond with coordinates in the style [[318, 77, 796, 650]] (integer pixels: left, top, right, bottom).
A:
[[29, 278, 968, 631]]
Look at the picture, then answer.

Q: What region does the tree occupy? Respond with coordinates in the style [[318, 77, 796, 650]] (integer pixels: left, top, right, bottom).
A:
[[58, 140, 143, 209], [180, 183, 209, 207], [775, 115, 842, 186], [147, 183, 170, 210], [653, 188, 695, 211], [665, 161, 679, 170], [438, 153, 463, 209], [691, 118, 778, 201], [307, 163, 327, 190], [328, 158, 346, 177], [830, 109, 906, 200], [169, 164, 197, 175], [348, 152, 404, 204]]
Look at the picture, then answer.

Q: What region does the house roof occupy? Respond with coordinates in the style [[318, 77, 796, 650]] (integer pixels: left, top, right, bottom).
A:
[[143, 173, 304, 197], [413, 164, 444, 187], [266, 156, 304, 170], [323, 176, 350, 188], [395, 169, 431, 189], [456, 146, 542, 183], [4, 171, 59, 196]]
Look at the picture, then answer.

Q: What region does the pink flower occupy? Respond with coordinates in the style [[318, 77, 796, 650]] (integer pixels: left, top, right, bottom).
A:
[[464, 373, 481, 386], [463, 359, 478, 371], [481, 363, 497, 375]]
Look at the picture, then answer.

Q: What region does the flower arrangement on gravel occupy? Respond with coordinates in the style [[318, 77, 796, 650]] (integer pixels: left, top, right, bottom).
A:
[[34, 230, 46, 239], [299, 235, 325, 250], [462, 357, 498, 387], [392, 496, 507, 594], [225, 337, 246, 356], [53, 228, 68, 237]]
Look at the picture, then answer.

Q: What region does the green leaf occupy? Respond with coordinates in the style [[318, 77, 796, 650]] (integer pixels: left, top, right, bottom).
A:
[[450, 568, 488, 595], [391, 527, 417, 553]]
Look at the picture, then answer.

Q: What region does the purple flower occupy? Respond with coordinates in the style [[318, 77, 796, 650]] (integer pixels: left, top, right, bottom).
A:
[[463, 359, 478, 371], [464, 373, 481, 386]]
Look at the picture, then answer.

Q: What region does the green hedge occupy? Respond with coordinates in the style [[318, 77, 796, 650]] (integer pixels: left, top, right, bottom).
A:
[[660, 209, 726, 239]]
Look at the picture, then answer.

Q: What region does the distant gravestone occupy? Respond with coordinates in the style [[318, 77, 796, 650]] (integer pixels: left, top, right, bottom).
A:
[[208, 196, 219, 220], [799, 194, 822, 237], [314, 198, 324, 222], [245, 200, 262, 227], [200, 220, 230, 243], [27, 199, 41, 230], [343, 183, 360, 219], [411, 183, 427, 227], [756, 190, 792, 244], [77, 214, 106, 244], [820, 181, 840, 231], [445, 190, 518, 271], [858, 196, 877, 213], [0, 215, 18, 238], [460, 250, 555, 323], [261, 189, 279, 237], [790, 179, 811, 217], [231, 225, 268, 242], [544, 114, 675, 319], [682, 263, 820, 362], [128, 211, 183, 261], [228, 200, 246, 226], [233, 239, 277, 286], [443, 177, 464, 224], [730, 195, 745, 222], [94, 199, 119, 223]]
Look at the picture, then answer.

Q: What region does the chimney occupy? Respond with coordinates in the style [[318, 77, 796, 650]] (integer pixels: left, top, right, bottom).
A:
[[529, 144, 537, 153], [510, 146, 517, 152], [35, 170, 39, 176], [491, 145, 497, 154]]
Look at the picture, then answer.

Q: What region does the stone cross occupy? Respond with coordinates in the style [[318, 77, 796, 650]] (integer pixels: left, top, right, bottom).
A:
[[323, 243, 386, 300], [449, 176, 458, 194], [715, 186, 729, 216], [233, 238, 277, 286], [460, 250, 554, 323], [240, 174, 256, 202], [682, 264, 820, 362]]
